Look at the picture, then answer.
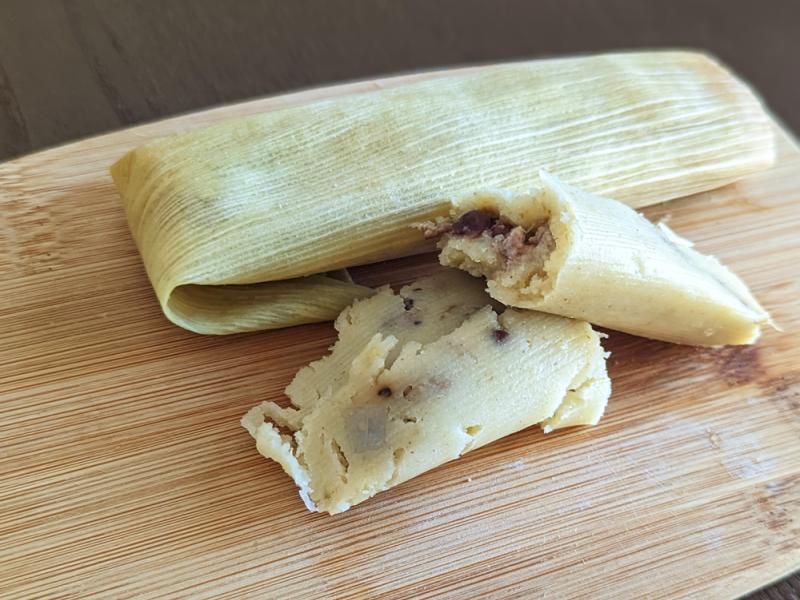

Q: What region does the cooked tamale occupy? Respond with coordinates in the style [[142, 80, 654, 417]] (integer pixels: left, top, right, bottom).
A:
[[111, 51, 775, 334], [433, 171, 773, 346], [242, 272, 610, 514]]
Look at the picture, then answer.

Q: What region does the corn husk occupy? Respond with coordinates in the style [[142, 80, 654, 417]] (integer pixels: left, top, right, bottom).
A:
[[111, 51, 775, 334]]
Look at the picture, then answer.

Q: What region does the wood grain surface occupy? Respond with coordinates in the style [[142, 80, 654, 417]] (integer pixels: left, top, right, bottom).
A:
[[1, 65, 799, 599]]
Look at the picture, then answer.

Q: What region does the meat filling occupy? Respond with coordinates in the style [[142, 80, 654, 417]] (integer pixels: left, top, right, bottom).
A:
[[438, 209, 553, 261], [432, 209, 557, 296]]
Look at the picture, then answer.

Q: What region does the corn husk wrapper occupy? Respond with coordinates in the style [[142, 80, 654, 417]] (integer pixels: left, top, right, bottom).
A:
[[110, 51, 775, 334]]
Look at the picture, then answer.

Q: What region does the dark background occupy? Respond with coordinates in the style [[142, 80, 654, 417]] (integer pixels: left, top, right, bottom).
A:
[[0, 1, 797, 597], [1, 0, 799, 162]]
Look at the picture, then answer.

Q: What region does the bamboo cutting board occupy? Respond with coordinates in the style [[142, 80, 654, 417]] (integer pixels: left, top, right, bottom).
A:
[[1, 66, 799, 600]]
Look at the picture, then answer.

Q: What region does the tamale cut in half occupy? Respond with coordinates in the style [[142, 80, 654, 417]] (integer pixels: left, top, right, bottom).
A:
[[242, 272, 610, 514], [111, 51, 775, 334], [430, 171, 773, 346]]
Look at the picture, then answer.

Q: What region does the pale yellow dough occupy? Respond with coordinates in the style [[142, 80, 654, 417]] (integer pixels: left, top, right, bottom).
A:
[[437, 171, 773, 346], [242, 272, 610, 514], [284, 270, 491, 414]]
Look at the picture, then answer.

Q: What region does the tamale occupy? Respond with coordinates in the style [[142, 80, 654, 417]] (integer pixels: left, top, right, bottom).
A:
[[433, 171, 773, 345], [111, 51, 774, 334], [242, 273, 610, 514]]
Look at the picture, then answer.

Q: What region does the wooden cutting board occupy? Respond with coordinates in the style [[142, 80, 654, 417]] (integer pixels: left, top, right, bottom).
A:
[[1, 66, 799, 600]]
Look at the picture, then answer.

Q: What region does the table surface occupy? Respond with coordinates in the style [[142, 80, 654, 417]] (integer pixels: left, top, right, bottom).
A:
[[0, 1, 797, 598]]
